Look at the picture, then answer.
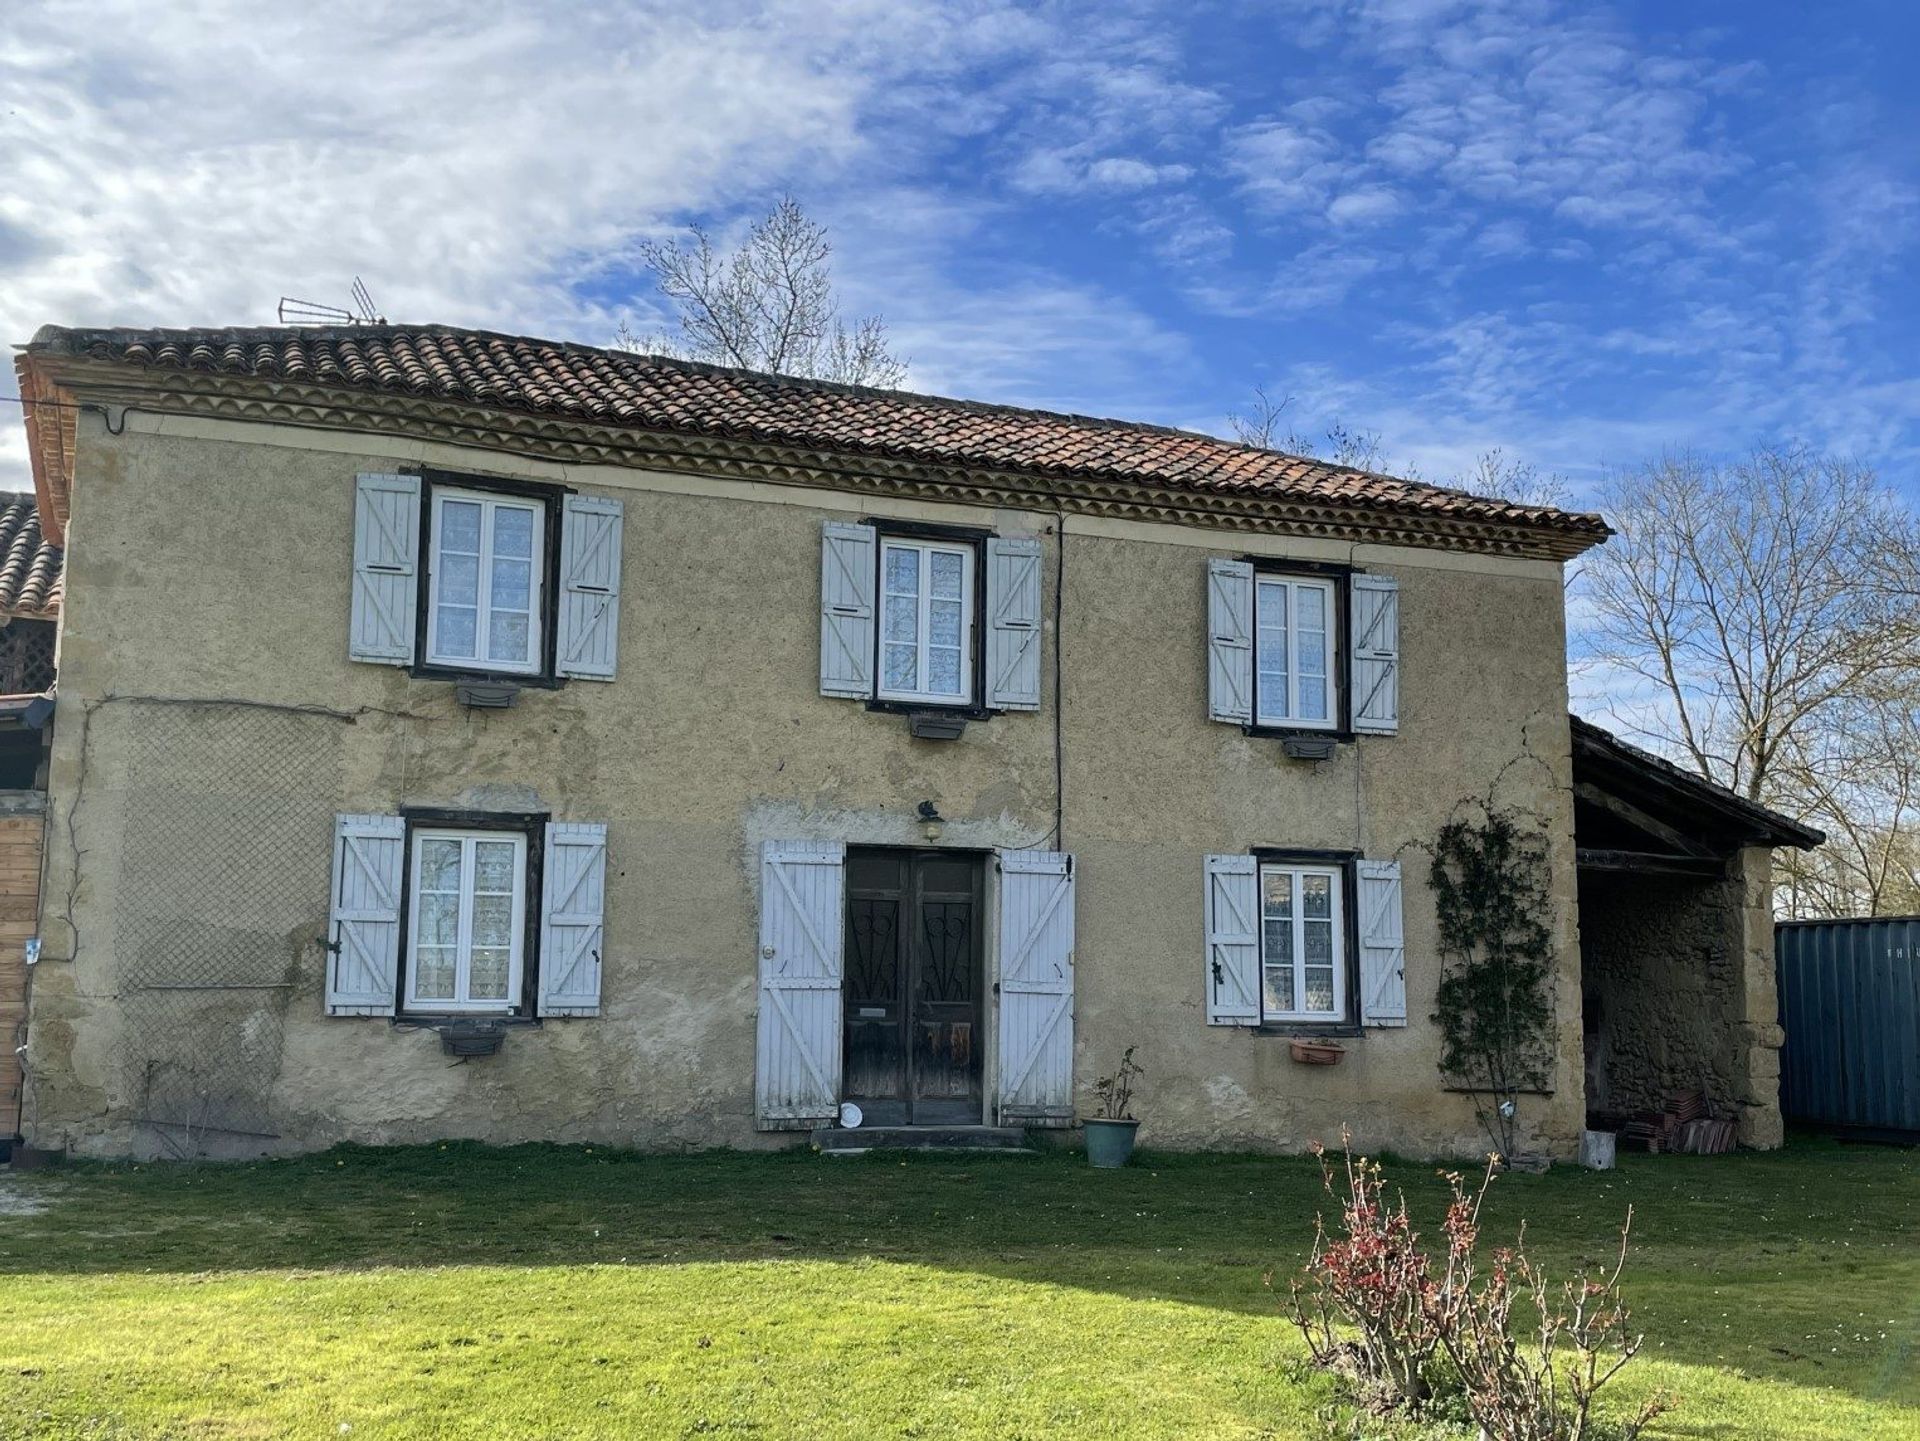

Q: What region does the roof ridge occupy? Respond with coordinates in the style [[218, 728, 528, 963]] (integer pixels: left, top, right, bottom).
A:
[[22, 322, 1612, 548], [36, 320, 1335, 459]]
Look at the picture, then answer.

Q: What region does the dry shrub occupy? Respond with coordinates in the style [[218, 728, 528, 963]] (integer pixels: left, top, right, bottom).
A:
[[1290, 1138, 1672, 1439]]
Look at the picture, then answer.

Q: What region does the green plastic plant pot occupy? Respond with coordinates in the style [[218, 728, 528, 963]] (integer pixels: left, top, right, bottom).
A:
[[1083, 1117, 1140, 1168]]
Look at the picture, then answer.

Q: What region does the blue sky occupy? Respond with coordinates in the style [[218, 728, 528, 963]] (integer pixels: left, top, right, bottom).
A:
[[3, 1, 1916, 499]]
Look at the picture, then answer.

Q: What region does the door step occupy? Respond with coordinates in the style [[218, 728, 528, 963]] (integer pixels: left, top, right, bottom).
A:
[[811, 1124, 1032, 1155]]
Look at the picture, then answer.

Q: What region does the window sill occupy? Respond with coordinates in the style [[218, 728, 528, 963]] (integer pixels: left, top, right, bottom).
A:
[[411, 663, 564, 691], [1243, 723, 1352, 743], [1250, 1023, 1362, 1039], [396, 1012, 540, 1027], [865, 698, 995, 722]]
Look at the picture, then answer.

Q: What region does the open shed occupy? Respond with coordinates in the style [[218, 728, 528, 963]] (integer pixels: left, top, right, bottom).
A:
[[1571, 717, 1824, 1148]]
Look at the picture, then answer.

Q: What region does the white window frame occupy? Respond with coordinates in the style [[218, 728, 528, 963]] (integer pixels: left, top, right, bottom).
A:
[[404, 827, 529, 1014], [1254, 574, 1340, 730], [876, 537, 977, 706], [426, 487, 547, 675], [1258, 861, 1348, 1024]]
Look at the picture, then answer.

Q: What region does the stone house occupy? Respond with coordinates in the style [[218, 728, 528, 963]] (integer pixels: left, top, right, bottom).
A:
[[5, 323, 1811, 1159]]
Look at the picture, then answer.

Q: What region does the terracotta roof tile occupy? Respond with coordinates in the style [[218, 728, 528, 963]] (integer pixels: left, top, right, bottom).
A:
[[28, 324, 1610, 548], [0, 494, 62, 618]]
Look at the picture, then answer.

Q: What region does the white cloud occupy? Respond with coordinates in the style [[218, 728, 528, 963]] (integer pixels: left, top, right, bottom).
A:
[[1223, 121, 1352, 211], [0, 1, 1205, 488], [1471, 217, 1530, 257], [1326, 186, 1403, 227]]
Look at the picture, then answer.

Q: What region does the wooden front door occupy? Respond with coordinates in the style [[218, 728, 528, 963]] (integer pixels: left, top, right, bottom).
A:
[[843, 849, 984, 1126]]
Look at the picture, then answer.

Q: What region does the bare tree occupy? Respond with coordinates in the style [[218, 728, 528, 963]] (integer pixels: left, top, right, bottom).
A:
[[1457, 447, 1572, 510], [1226, 388, 1403, 473], [619, 196, 907, 387], [1226, 385, 1299, 450], [1582, 446, 1920, 810], [1772, 696, 1920, 917]]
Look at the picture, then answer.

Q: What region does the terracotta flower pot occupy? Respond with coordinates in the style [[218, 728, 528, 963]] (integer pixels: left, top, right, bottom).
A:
[[1289, 1038, 1346, 1066]]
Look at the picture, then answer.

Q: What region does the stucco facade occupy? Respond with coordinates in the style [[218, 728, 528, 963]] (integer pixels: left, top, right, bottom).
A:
[[15, 402, 1595, 1161]]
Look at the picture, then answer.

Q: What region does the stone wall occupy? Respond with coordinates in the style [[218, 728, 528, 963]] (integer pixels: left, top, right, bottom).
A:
[[1578, 846, 1782, 1147]]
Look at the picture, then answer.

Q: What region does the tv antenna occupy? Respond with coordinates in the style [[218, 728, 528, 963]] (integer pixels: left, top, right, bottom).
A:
[[277, 277, 385, 327]]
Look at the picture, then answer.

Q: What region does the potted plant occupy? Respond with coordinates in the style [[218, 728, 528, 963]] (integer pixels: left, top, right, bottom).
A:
[[1084, 1046, 1143, 1168]]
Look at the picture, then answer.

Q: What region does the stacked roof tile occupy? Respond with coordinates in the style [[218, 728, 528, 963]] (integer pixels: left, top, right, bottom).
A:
[[0, 494, 61, 618]]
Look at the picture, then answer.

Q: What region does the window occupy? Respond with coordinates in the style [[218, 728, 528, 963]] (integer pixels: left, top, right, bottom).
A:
[[405, 828, 528, 1012], [1260, 861, 1346, 1022], [1255, 575, 1338, 729], [878, 537, 976, 706], [427, 489, 546, 674]]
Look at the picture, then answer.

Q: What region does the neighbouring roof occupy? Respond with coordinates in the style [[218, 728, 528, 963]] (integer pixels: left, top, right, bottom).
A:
[[0, 494, 61, 619], [16, 324, 1612, 559], [1571, 715, 1825, 853]]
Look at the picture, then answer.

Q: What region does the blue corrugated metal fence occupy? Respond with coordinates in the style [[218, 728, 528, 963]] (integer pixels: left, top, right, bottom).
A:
[[1775, 917, 1920, 1135]]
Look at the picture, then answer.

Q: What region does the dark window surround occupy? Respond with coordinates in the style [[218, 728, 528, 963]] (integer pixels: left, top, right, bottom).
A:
[[860, 516, 1000, 721], [1242, 557, 1355, 742], [1247, 845, 1363, 1036], [394, 806, 549, 1024], [409, 468, 575, 689]]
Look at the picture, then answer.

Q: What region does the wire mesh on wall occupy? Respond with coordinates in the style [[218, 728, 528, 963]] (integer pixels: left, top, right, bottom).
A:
[[114, 699, 343, 1156]]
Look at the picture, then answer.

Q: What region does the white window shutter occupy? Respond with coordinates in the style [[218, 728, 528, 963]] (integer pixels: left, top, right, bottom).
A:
[[538, 822, 607, 1016], [995, 850, 1076, 1127], [755, 840, 846, 1129], [556, 495, 623, 680], [1207, 558, 1254, 725], [350, 473, 420, 665], [1358, 859, 1407, 1026], [1350, 573, 1400, 735], [326, 813, 404, 1016], [819, 521, 876, 699], [1204, 854, 1260, 1025], [986, 535, 1043, 711]]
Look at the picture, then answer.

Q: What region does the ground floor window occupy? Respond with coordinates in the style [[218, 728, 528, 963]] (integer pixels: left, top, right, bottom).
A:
[[1260, 861, 1346, 1022], [406, 827, 528, 1012]]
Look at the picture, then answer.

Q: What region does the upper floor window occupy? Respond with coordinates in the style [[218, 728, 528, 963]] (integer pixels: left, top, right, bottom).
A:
[[1260, 860, 1346, 1023], [1206, 559, 1397, 737], [427, 489, 546, 675], [350, 471, 625, 684], [878, 537, 976, 706], [1255, 575, 1338, 730]]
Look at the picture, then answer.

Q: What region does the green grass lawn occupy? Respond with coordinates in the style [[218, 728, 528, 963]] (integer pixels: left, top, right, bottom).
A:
[[0, 1136, 1913, 1440]]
